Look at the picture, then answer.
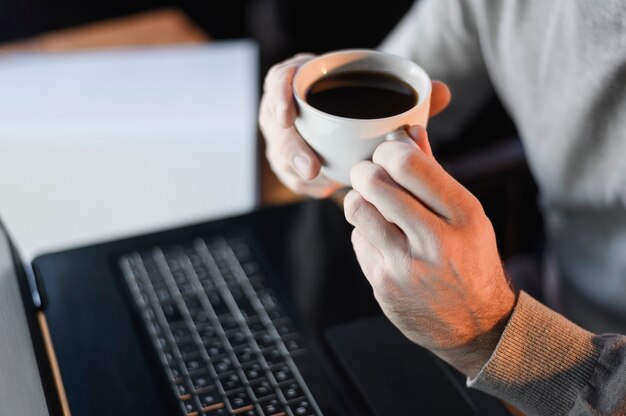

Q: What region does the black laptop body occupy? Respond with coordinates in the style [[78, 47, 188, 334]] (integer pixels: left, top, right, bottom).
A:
[[23, 199, 510, 415]]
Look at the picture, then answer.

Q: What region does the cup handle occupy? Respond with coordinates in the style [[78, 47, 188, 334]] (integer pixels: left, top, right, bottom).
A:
[[384, 127, 417, 147]]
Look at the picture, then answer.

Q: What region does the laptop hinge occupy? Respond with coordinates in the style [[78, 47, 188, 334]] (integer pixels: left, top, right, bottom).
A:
[[24, 262, 44, 309]]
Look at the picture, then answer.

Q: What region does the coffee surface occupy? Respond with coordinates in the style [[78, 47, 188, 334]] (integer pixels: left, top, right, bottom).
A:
[[305, 71, 418, 119]]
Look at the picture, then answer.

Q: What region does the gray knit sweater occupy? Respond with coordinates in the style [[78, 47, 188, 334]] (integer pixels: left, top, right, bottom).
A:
[[381, 1, 626, 414]]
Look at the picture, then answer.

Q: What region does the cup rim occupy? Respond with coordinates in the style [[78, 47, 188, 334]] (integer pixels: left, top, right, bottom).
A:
[[292, 49, 432, 123]]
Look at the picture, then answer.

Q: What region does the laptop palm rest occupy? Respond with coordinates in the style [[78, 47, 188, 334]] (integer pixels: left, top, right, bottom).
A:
[[326, 315, 505, 415]]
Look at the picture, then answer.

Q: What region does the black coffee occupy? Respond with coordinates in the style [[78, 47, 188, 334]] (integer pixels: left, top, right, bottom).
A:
[[305, 71, 418, 119]]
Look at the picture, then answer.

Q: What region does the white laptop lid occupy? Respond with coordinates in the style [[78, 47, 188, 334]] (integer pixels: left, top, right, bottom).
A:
[[0, 223, 49, 415], [0, 41, 258, 260]]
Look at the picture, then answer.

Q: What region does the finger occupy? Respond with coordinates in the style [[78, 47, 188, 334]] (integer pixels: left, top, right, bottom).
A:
[[266, 148, 340, 198], [407, 125, 433, 157], [351, 229, 385, 287], [283, 173, 341, 198], [343, 190, 408, 261], [372, 128, 472, 223], [264, 54, 315, 128], [260, 98, 322, 180], [429, 81, 451, 118], [263, 53, 314, 94], [350, 161, 440, 244]]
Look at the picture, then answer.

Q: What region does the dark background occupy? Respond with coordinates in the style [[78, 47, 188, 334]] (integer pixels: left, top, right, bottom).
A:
[[0, 0, 543, 264]]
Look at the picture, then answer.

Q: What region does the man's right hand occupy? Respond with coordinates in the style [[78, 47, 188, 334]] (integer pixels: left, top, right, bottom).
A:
[[259, 53, 452, 198], [259, 53, 341, 198]]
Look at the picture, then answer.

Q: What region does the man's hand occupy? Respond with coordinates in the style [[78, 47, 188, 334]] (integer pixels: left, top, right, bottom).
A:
[[344, 126, 516, 378], [259, 53, 451, 198]]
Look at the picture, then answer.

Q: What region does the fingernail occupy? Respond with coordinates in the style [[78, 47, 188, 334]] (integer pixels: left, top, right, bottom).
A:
[[293, 154, 311, 179]]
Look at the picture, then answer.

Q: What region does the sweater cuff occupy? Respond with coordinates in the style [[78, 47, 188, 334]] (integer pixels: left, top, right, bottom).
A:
[[467, 291, 600, 416]]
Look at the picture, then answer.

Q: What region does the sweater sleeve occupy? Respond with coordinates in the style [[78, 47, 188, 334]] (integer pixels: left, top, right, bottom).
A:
[[468, 291, 626, 415], [379, 0, 494, 141]]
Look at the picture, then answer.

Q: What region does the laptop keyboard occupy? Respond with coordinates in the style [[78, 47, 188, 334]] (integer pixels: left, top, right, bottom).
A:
[[119, 237, 322, 416]]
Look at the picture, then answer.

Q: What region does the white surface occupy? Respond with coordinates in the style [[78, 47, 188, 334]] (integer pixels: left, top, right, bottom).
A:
[[0, 41, 258, 260]]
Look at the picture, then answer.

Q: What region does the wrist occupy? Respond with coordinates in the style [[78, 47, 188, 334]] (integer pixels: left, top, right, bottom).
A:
[[441, 289, 518, 378]]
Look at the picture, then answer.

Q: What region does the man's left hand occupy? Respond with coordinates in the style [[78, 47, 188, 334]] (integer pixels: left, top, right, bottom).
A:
[[344, 125, 516, 378]]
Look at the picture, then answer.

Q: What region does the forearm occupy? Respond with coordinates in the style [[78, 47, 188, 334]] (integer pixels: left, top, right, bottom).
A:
[[468, 292, 626, 415]]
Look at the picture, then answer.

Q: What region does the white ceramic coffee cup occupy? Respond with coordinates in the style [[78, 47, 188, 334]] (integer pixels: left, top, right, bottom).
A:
[[293, 49, 432, 185]]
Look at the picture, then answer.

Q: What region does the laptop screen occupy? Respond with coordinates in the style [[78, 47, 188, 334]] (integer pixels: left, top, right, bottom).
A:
[[0, 222, 49, 415]]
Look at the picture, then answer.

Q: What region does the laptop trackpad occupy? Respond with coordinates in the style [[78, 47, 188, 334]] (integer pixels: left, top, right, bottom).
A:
[[326, 315, 477, 416]]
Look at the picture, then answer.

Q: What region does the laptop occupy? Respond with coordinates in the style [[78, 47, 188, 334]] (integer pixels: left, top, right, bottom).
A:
[[0, 199, 511, 415]]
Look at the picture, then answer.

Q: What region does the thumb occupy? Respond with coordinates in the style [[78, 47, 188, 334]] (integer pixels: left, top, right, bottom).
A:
[[407, 125, 434, 157], [429, 80, 451, 118]]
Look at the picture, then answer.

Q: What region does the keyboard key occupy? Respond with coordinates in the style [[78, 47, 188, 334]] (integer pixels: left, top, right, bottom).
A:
[[255, 332, 276, 350], [162, 303, 184, 325], [193, 262, 209, 276], [163, 349, 175, 364], [195, 273, 211, 287], [246, 318, 266, 334], [182, 397, 198, 414], [172, 327, 192, 343], [267, 309, 285, 321], [226, 390, 253, 412], [206, 340, 228, 357], [274, 321, 295, 337], [151, 319, 163, 334], [211, 250, 227, 262], [180, 282, 197, 297], [146, 306, 157, 321], [221, 315, 241, 332], [283, 336, 305, 354], [184, 356, 204, 373], [140, 255, 158, 273], [208, 292, 230, 315], [165, 253, 185, 270], [169, 364, 183, 380], [221, 271, 237, 283], [280, 382, 304, 401], [213, 356, 234, 374], [230, 240, 252, 261], [234, 345, 257, 364], [229, 286, 245, 301], [178, 341, 199, 357], [172, 270, 188, 285], [154, 285, 172, 303], [227, 330, 248, 347], [187, 252, 203, 267], [203, 407, 228, 415], [247, 275, 265, 287], [184, 296, 202, 311], [259, 396, 285, 415], [176, 381, 191, 398], [191, 371, 213, 391], [191, 309, 211, 325], [220, 372, 245, 392], [259, 292, 278, 310], [250, 377, 274, 399], [242, 262, 260, 276], [289, 399, 314, 415], [242, 362, 263, 381], [198, 390, 221, 408], [158, 336, 170, 350], [197, 324, 217, 341], [272, 365, 294, 384], [263, 349, 285, 367]]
